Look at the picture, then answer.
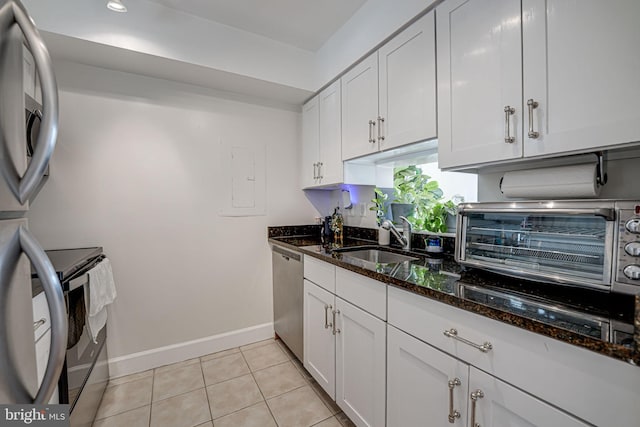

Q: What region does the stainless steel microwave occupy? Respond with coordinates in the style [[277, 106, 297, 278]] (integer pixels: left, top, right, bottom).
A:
[[455, 200, 640, 294]]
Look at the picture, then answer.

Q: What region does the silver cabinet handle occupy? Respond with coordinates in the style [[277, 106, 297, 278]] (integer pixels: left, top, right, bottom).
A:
[[470, 389, 484, 427], [443, 328, 493, 353], [7, 1, 59, 204], [332, 309, 340, 335], [377, 116, 385, 142], [527, 99, 539, 139], [33, 318, 47, 331], [324, 304, 332, 329], [448, 378, 461, 423], [313, 162, 318, 180], [368, 120, 376, 143], [19, 226, 67, 403], [318, 162, 323, 180], [503, 106, 515, 143]]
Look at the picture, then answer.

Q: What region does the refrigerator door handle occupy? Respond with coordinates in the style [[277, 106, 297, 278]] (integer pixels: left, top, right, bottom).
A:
[[8, 0, 58, 204], [19, 226, 67, 404]]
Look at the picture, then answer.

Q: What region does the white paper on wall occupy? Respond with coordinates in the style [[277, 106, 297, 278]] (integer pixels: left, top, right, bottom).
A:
[[218, 139, 266, 216]]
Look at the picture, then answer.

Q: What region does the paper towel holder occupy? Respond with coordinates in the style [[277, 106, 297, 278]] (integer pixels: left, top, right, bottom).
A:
[[595, 151, 608, 186]]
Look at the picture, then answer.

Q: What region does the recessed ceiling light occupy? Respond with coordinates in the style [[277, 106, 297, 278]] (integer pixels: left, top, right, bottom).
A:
[[107, 0, 127, 13]]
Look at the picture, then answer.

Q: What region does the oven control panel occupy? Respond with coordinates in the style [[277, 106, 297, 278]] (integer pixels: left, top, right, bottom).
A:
[[616, 205, 640, 289]]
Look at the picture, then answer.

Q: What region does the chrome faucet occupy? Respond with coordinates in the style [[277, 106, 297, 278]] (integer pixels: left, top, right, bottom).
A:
[[381, 216, 412, 251]]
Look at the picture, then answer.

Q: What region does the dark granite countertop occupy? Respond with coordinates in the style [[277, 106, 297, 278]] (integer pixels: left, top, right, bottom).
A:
[[268, 226, 639, 366]]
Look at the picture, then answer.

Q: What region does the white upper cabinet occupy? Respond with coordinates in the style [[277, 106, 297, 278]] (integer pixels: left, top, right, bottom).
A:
[[301, 80, 343, 189], [301, 96, 320, 189], [522, 0, 640, 157], [378, 11, 437, 152], [436, 0, 523, 169], [438, 0, 640, 170], [341, 53, 379, 161], [318, 81, 343, 185], [342, 11, 437, 161]]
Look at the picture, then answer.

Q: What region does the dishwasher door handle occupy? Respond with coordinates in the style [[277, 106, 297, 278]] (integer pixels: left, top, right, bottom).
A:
[[272, 245, 302, 262]]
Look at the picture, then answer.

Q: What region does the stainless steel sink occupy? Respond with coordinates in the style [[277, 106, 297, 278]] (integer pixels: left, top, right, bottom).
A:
[[333, 247, 419, 266]]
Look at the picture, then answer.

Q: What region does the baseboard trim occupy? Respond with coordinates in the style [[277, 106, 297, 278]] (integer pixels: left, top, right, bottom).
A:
[[108, 322, 274, 378]]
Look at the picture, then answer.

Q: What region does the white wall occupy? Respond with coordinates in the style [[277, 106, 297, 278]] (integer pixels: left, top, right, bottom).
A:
[[27, 61, 317, 370]]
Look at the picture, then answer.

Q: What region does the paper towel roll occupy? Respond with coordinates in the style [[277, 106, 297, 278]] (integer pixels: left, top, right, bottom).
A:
[[500, 163, 601, 199]]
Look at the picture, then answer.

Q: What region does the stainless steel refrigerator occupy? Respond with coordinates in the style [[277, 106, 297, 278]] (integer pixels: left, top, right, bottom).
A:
[[0, 0, 67, 405]]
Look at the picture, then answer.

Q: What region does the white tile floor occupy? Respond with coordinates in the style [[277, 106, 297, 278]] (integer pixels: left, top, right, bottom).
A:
[[93, 339, 356, 427]]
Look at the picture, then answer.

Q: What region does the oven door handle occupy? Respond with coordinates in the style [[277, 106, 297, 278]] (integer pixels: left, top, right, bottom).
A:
[[20, 226, 67, 404], [1, 0, 58, 204], [458, 207, 615, 221]]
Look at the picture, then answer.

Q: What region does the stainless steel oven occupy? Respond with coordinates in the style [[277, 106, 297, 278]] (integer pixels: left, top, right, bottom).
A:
[[455, 200, 640, 294], [33, 247, 109, 427]]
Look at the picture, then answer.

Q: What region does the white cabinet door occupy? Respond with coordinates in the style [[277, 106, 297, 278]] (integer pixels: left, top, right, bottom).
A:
[[379, 11, 437, 152], [341, 53, 379, 161], [469, 367, 588, 427], [301, 96, 320, 189], [437, 0, 523, 169], [303, 280, 336, 398], [387, 325, 469, 427], [318, 80, 343, 186], [335, 297, 386, 427], [522, 0, 640, 157]]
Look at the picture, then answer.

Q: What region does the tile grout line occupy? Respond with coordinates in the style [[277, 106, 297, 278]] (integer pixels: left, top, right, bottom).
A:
[[199, 357, 215, 426], [148, 371, 154, 427], [239, 346, 280, 426]]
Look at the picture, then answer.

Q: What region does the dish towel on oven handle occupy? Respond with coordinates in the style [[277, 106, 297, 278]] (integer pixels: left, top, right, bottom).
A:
[[84, 257, 117, 343]]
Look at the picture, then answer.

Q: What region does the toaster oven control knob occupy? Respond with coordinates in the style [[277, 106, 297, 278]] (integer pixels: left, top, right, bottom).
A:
[[623, 265, 640, 280], [625, 218, 640, 233], [624, 242, 640, 257]]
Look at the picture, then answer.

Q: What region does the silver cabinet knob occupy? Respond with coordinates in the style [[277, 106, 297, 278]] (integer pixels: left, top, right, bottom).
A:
[[624, 242, 640, 257], [625, 219, 640, 233], [623, 265, 640, 280]]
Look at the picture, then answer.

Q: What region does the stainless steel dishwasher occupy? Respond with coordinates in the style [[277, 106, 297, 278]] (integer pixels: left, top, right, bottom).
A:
[[272, 245, 303, 361]]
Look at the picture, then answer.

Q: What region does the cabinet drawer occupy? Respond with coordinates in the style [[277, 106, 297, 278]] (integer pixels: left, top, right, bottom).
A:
[[32, 292, 51, 342], [335, 268, 386, 320], [388, 286, 640, 427], [303, 256, 335, 293]]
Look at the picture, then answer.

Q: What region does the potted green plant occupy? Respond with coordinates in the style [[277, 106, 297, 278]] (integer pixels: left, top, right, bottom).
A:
[[370, 188, 391, 245], [392, 166, 443, 224], [370, 188, 389, 226], [422, 200, 458, 233]]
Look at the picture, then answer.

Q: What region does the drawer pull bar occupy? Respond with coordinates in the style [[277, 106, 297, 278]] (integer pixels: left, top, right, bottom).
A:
[[470, 389, 484, 427], [33, 318, 47, 331], [332, 309, 340, 335], [448, 378, 461, 423], [443, 328, 493, 353]]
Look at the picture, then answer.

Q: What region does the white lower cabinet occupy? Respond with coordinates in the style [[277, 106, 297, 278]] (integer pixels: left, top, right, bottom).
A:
[[303, 279, 336, 396], [387, 325, 588, 427], [335, 297, 386, 427], [387, 325, 469, 427], [303, 271, 386, 427], [469, 367, 587, 427]]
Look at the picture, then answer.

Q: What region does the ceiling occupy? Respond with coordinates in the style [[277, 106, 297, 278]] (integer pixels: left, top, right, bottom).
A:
[[144, 0, 368, 51]]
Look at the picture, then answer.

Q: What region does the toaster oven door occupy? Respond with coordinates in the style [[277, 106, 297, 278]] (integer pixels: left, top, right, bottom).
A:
[[457, 211, 615, 290]]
